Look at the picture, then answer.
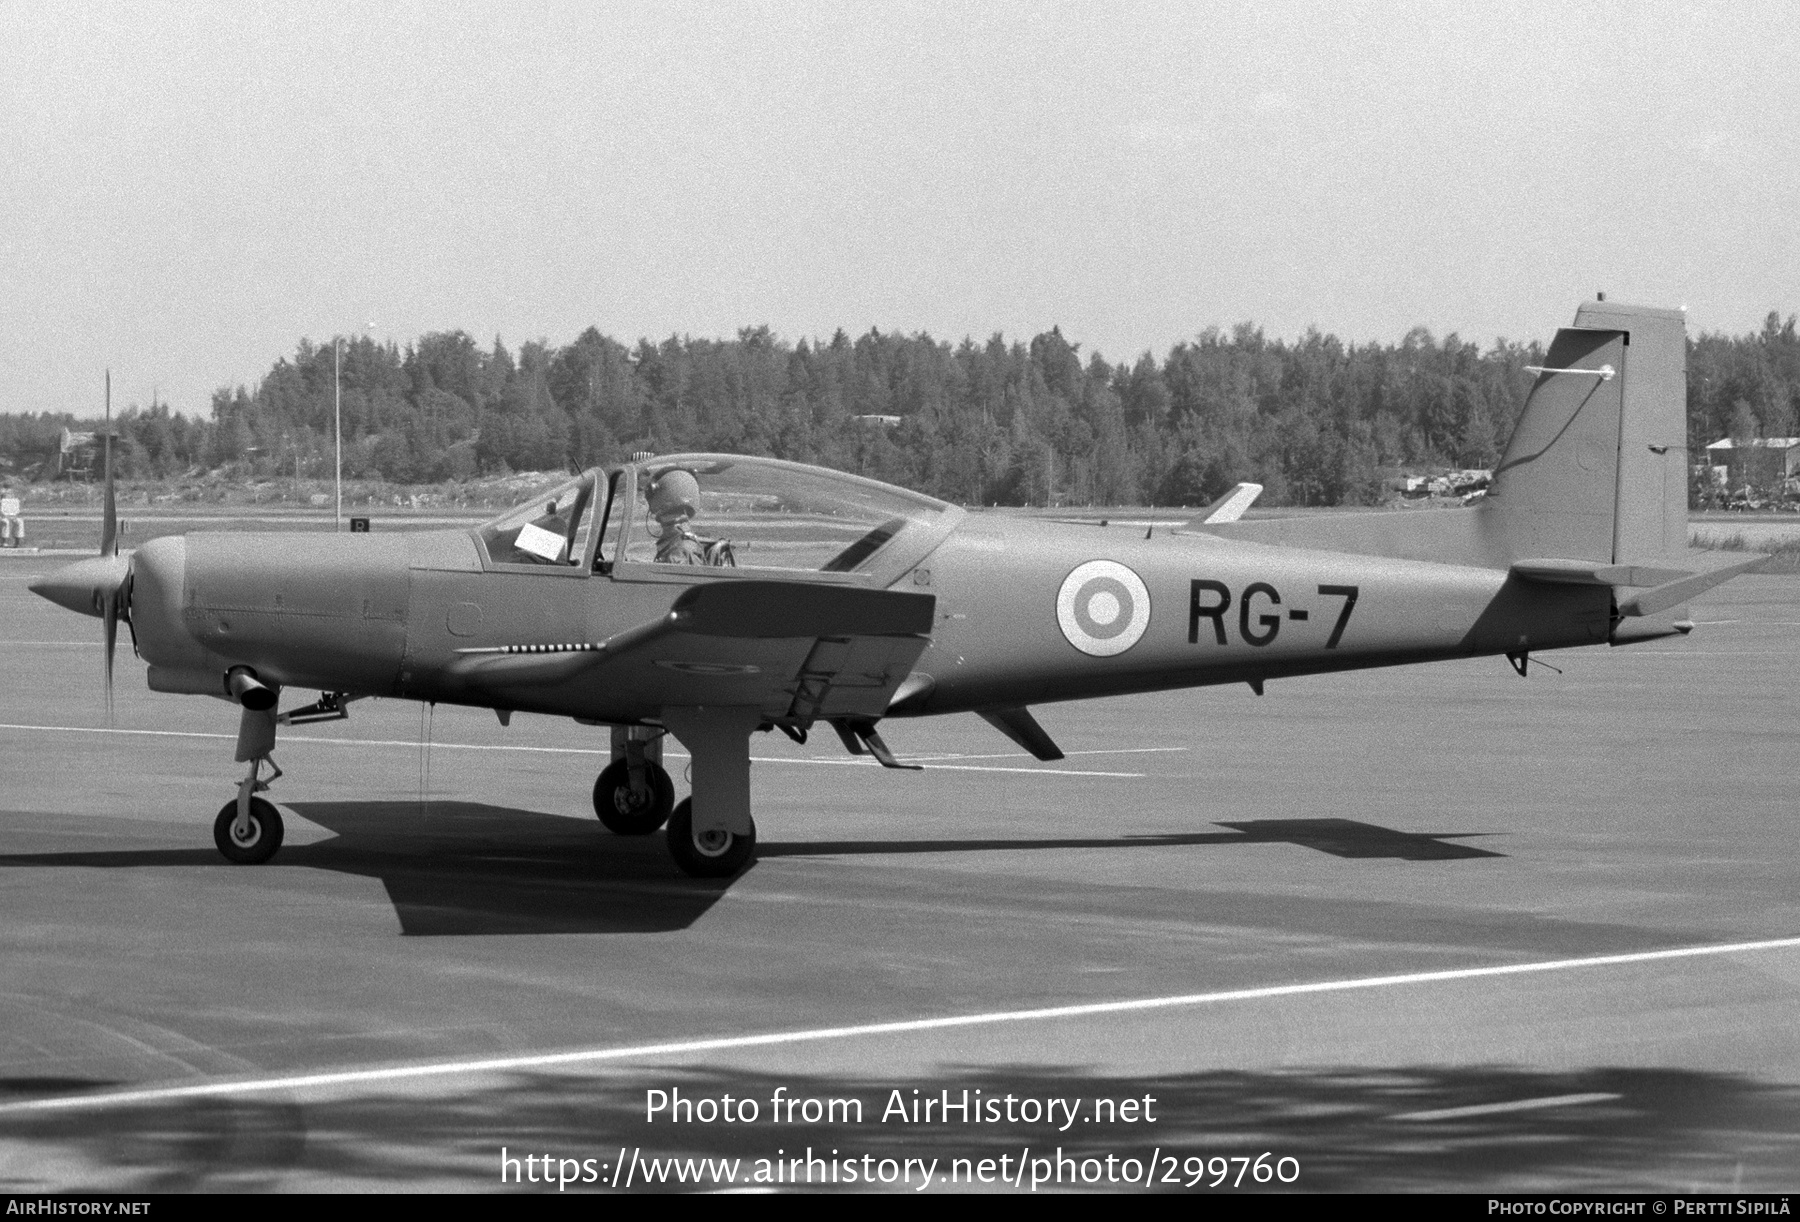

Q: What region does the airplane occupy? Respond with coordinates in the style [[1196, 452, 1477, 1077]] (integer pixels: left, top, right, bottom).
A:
[[29, 299, 1766, 878]]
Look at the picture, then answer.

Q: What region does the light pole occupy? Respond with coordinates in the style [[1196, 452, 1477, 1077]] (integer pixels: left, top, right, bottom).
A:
[[334, 322, 376, 531], [333, 338, 343, 531]]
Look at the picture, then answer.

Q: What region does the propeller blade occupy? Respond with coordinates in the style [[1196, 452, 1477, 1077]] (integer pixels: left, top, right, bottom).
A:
[[101, 433, 117, 557], [102, 584, 118, 721]]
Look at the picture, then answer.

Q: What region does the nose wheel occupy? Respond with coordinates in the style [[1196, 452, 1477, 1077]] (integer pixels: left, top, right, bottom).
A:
[[592, 759, 675, 834], [213, 797, 284, 864], [666, 798, 755, 878]]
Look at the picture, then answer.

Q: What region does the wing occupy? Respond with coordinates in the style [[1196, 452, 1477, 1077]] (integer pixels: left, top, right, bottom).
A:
[[446, 580, 936, 723]]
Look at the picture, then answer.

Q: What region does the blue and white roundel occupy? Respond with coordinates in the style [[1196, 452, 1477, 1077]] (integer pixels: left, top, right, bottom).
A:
[[1056, 560, 1151, 657]]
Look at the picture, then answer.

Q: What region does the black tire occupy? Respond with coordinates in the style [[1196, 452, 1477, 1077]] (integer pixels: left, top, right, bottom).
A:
[[592, 760, 675, 834], [213, 797, 284, 864], [665, 798, 756, 878]]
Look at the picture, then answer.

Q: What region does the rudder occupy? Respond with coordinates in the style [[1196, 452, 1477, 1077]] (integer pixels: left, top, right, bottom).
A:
[[1576, 300, 1689, 565]]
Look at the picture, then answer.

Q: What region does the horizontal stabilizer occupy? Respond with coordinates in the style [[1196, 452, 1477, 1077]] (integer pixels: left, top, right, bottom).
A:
[[1513, 551, 1769, 618], [1511, 558, 1692, 587], [978, 706, 1065, 761], [1617, 552, 1768, 618], [1186, 482, 1263, 529]]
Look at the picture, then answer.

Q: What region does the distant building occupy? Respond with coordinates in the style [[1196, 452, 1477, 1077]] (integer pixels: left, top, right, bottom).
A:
[[57, 428, 100, 479], [850, 414, 902, 429], [1702, 437, 1800, 491]]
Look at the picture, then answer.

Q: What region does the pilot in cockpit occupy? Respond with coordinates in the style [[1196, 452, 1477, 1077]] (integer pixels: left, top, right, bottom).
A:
[[649, 469, 734, 566]]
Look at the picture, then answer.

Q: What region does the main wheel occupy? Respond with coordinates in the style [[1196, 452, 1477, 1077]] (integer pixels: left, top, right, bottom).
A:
[[592, 759, 675, 834], [665, 798, 756, 878], [213, 797, 284, 864]]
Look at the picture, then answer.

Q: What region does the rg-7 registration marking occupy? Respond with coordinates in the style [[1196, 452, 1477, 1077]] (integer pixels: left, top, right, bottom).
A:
[[1188, 580, 1359, 649]]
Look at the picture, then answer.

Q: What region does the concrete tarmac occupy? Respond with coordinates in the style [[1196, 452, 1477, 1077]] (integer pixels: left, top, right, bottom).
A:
[[2, 557, 1799, 1192]]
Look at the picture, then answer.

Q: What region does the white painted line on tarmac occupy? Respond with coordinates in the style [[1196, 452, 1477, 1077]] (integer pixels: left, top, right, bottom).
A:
[[0, 722, 1144, 778], [1609, 651, 1781, 657], [0, 722, 235, 741], [902, 746, 1187, 763], [1391, 1092, 1621, 1122], [3, 934, 1797, 1116]]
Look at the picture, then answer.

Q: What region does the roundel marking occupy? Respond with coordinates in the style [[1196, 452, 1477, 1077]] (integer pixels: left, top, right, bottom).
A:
[[1056, 560, 1151, 657]]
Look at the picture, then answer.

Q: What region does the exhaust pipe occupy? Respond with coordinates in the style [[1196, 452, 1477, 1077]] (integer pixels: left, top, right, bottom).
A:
[[226, 667, 278, 711]]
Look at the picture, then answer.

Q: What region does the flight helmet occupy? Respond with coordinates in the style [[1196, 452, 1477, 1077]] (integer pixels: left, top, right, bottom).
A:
[[647, 469, 700, 522]]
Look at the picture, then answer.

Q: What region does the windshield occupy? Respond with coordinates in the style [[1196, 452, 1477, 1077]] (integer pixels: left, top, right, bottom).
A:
[[478, 472, 600, 567], [624, 455, 950, 572]]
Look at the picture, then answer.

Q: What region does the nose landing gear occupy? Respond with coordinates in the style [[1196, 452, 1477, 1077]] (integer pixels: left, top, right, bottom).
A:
[[214, 755, 284, 865], [214, 796, 283, 864], [212, 702, 286, 865]]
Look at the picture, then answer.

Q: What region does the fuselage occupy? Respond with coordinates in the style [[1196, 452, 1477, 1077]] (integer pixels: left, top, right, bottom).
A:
[[123, 506, 1610, 723], [23, 302, 1717, 880]]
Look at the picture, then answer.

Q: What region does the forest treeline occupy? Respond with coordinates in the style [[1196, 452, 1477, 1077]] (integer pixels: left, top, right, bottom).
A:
[[4, 313, 1798, 507]]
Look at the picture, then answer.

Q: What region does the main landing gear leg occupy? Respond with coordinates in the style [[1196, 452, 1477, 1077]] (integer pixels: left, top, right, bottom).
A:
[[660, 707, 760, 879], [213, 704, 285, 864]]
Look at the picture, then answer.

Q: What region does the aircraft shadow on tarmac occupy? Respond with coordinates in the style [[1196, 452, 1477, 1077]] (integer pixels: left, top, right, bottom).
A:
[[0, 810, 1500, 939], [1, 1063, 1791, 1192], [0, 801, 736, 938], [760, 818, 1504, 862]]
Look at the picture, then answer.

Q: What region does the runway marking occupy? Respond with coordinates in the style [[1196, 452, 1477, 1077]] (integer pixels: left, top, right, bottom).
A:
[[0, 722, 1145, 778], [1608, 651, 1781, 657], [902, 747, 1187, 763], [1391, 1092, 1621, 1122], [3, 934, 1798, 1116], [1, 640, 100, 647]]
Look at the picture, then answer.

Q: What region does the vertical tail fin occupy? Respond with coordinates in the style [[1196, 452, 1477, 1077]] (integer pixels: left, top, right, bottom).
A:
[[1490, 300, 1687, 565], [1185, 300, 1691, 575]]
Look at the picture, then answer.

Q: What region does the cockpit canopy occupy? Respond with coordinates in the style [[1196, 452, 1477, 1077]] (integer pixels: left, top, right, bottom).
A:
[[476, 455, 955, 578], [477, 470, 601, 567]]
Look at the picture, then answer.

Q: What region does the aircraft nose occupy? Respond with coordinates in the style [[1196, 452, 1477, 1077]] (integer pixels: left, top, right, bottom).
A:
[[29, 554, 131, 618]]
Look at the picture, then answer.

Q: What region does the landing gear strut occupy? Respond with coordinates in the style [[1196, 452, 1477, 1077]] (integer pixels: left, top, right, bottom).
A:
[[593, 761, 674, 833], [595, 727, 675, 834], [661, 707, 761, 880], [213, 700, 285, 865]]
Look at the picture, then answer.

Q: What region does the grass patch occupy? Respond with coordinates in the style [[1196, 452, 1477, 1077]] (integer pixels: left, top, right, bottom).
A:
[[1692, 531, 1800, 572]]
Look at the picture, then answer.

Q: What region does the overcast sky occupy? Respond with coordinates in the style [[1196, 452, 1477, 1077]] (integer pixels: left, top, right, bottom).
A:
[[3, 0, 1795, 418]]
